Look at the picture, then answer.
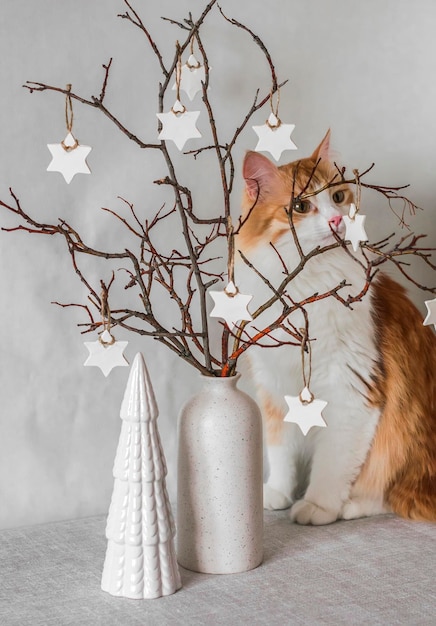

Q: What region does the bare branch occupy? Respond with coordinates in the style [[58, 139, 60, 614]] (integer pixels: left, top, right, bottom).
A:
[[1, 2, 434, 379], [119, 0, 168, 76]]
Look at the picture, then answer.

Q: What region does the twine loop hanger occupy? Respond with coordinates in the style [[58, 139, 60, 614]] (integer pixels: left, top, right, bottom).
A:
[[298, 327, 314, 405], [61, 84, 79, 152], [266, 86, 281, 129], [349, 169, 362, 221], [186, 35, 201, 69], [99, 281, 115, 346], [171, 43, 187, 115], [224, 216, 239, 298]]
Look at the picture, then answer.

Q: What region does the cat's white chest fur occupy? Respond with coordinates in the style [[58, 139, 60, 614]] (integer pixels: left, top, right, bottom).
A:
[[238, 242, 377, 397], [236, 240, 382, 523]]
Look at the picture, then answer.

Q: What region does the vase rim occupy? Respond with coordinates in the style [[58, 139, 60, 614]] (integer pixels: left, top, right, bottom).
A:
[[200, 372, 241, 381]]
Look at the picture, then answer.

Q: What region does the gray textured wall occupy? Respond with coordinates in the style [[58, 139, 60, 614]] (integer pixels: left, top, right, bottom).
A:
[[0, 0, 435, 529]]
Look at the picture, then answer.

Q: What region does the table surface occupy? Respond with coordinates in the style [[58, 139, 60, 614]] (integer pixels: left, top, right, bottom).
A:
[[1, 511, 435, 626]]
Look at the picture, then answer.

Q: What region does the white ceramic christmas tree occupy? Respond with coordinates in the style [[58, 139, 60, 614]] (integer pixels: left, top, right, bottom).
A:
[[101, 352, 182, 599]]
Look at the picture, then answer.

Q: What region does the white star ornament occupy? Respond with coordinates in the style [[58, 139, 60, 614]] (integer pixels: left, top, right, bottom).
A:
[[173, 54, 207, 101], [209, 281, 253, 329], [343, 203, 368, 252], [423, 298, 436, 329], [284, 386, 327, 436], [252, 113, 297, 161], [156, 100, 201, 151], [84, 330, 129, 377], [47, 132, 91, 184]]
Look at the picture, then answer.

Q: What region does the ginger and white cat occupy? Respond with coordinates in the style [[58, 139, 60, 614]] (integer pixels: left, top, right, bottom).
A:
[[236, 131, 436, 525]]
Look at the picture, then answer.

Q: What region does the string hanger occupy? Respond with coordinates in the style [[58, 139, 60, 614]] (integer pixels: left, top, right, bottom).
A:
[[61, 84, 79, 151], [225, 216, 238, 297], [266, 86, 281, 129], [187, 35, 201, 69], [349, 169, 362, 221], [270, 86, 280, 118], [99, 280, 115, 346], [171, 42, 186, 114], [299, 327, 314, 405], [65, 84, 73, 132]]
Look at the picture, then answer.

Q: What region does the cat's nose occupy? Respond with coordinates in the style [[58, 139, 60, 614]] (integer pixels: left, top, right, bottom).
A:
[[328, 215, 343, 229]]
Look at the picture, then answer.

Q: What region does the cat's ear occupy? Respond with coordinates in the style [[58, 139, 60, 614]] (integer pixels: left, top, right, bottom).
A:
[[311, 129, 331, 162], [243, 151, 282, 201]]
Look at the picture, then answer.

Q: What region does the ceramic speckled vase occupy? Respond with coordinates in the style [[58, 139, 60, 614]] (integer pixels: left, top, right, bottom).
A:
[[177, 374, 263, 574]]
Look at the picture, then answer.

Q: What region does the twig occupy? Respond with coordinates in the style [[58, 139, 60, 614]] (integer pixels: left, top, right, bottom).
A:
[[1, 2, 434, 378]]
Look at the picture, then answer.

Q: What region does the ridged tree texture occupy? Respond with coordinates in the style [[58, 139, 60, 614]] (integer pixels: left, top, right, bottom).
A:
[[101, 352, 181, 599]]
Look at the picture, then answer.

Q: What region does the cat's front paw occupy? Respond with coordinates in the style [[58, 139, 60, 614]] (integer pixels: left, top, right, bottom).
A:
[[290, 499, 338, 525], [342, 497, 390, 520], [342, 498, 367, 520], [263, 484, 292, 511]]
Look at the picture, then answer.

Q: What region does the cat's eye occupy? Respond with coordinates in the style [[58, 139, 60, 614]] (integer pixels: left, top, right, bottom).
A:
[[292, 199, 311, 214], [332, 190, 345, 204]]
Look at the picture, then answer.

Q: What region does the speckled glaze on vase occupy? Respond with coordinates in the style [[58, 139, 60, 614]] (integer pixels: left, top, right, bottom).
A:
[[177, 374, 263, 574]]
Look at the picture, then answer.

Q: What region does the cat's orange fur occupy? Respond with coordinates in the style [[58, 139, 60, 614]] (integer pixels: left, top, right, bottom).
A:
[[238, 133, 436, 522], [239, 135, 352, 252], [357, 274, 436, 520]]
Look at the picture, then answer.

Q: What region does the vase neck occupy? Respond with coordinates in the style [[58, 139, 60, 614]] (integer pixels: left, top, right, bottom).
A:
[[200, 373, 241, 391]]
